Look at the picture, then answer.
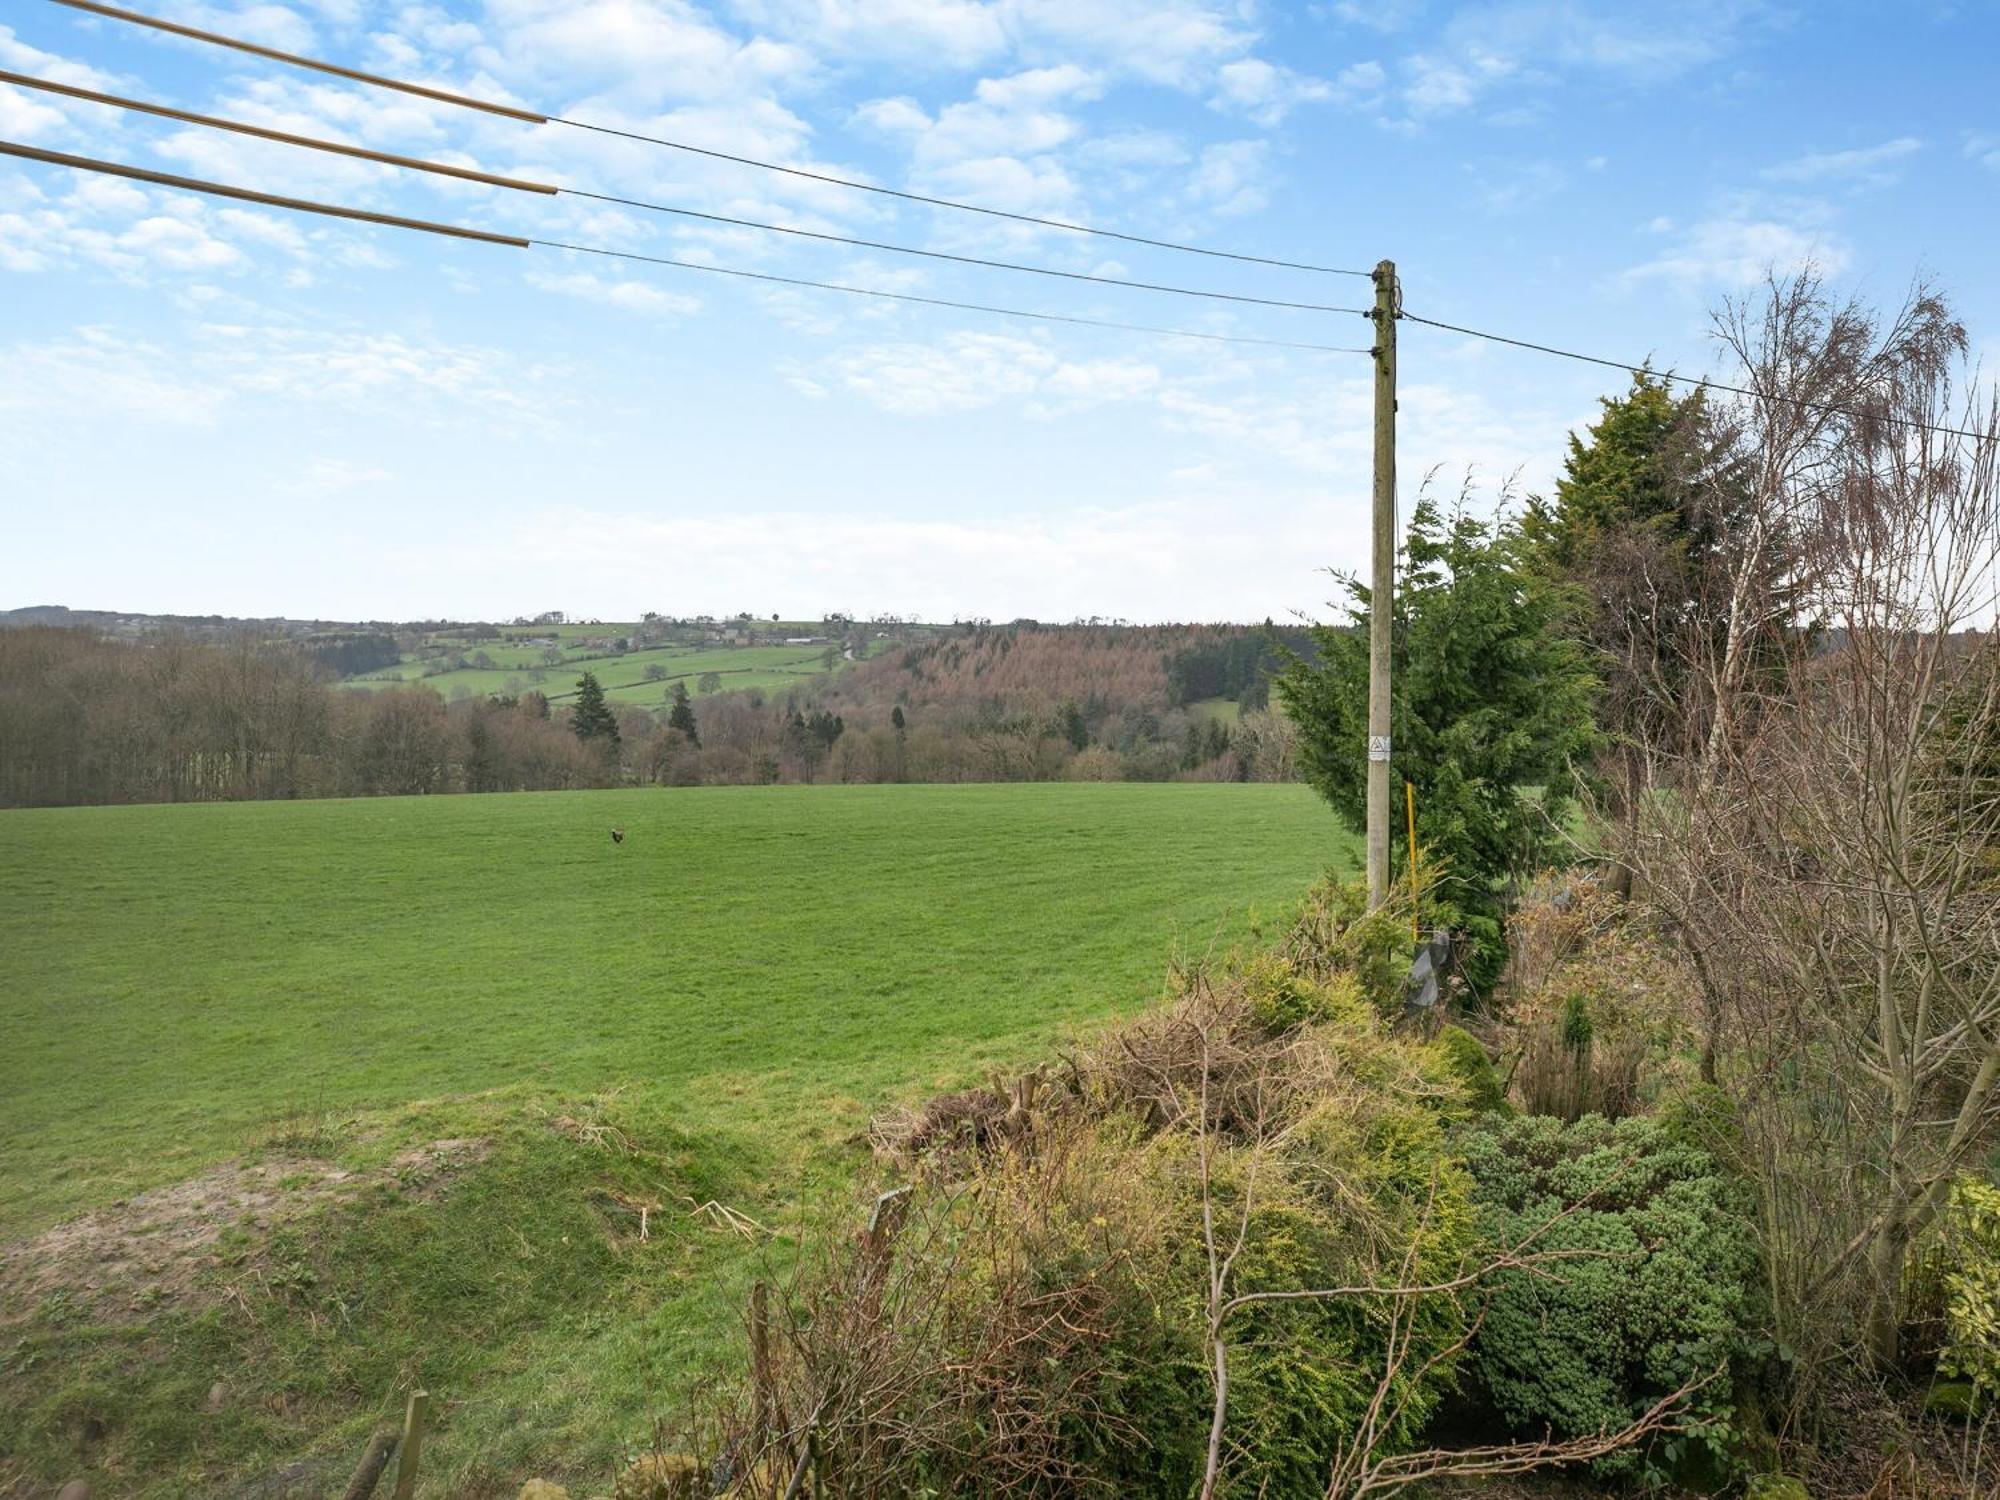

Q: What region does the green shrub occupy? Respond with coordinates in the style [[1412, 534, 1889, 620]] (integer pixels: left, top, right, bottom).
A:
[[1458, 1114, 1759, 1481], [1161, 1099, 1476, 1500], [1240, 952, 1370, 1032], [1284, 875, 1413, 1016], [759, 978, 1484, 1500], [1909, 1175, 2000, 1410], [1431, 1025, 1509, 1114]]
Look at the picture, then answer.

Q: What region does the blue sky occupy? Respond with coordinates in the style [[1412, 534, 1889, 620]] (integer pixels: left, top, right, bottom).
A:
[[2, 0, 1995, 623]]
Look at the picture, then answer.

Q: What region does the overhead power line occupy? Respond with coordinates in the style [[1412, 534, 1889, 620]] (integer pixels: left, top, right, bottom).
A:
[[51, 0, 1372, 279], [1, 67, 1365, 315], [530, 240, 1373, 353], [554, 120, 1371, 279], [563, 190, 1368, 314], [0, 69, 558, 194], [1401, 311, 1997, 445], [0, 139, 1371, 354], [50, 0, 543, 121], [0, 139, 528, 244]]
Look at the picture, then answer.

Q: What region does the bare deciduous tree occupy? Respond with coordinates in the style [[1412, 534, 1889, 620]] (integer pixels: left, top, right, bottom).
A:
[[1628, 270, 2000, 1379]]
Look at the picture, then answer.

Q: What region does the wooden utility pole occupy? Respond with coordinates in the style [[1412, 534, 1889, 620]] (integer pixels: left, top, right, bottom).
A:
[[1367, 259, 1398, 908]]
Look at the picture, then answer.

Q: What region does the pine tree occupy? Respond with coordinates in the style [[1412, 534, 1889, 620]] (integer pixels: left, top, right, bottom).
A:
[[667, 681, 699, 745], [570, 672, 620, 748]]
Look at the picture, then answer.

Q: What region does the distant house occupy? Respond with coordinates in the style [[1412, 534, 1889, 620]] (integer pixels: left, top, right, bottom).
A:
[[784, 636, 827, 645]]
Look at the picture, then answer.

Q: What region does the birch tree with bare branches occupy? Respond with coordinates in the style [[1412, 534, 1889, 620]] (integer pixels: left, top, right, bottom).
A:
[[1628, 270, 2000, 1377]]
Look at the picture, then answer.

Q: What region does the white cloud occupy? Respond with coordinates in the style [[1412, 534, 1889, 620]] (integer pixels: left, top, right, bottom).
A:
[[1184, 140, 1270, 217], [0, 23, 124, 92], [1332, 59, 1387, 103], [729, 0, 1008, 70], [973, 63, 1101, 109], [390, 495, 1350, 623], [1764, 137, 1921, 188], [736, 0, 1260, 88], [458, 0, 813, 111], [1325, 0, 1429, 31], [0, 173, 334, 278], [1469, 158, 1566, 214], [137, 2, 322, 51], [1402, 52, 1507, 114], [0, 320, 568, 440], [1210, 58, 1333, 127], [288, 456, 392, 495], [0, 327, 228, 426], [793, 324, 1559, 494], [1621, 202, 1848, 289], [118, 214, 247, 272], [912, 65, 1101, 168], [809, 336, 1043, 413], [526, 266, 702, 316], [1000, 0, 1252, 88], [1393, 0, 1776, 118], [1963, 133, 2000, 172], [0, 84, 70, 143], [851, 96, 932, 134]]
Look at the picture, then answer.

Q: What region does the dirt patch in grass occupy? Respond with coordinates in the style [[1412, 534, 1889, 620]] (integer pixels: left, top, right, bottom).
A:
[[0, 1138, 488, 1326]]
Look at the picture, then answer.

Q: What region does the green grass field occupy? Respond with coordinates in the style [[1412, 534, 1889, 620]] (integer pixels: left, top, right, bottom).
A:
[[0, 784, 1352, 1495], [348, 641, 842, 706]]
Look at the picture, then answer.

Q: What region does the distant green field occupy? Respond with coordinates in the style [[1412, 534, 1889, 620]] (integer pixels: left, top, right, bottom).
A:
[[0, 784, 1349, 1495], [347, 640, 843, 706]]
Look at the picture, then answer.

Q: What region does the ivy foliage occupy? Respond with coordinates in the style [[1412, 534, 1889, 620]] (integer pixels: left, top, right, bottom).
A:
[[1910, 1174, 2000, 1409]]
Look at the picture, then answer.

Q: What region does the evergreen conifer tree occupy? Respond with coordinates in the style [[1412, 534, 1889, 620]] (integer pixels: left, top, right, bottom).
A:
[[570, 672, 620, 749], [667, 681, 700, 745]]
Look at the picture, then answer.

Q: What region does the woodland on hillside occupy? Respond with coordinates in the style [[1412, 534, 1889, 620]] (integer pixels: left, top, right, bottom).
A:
[[0, 621, 1307, 807]]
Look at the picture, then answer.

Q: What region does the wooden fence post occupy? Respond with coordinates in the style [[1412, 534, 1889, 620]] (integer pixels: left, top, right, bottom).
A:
[[749, 1279, 773, 1453], [340, 1428, 398, 1500], [389, 1389, 428, 1500]]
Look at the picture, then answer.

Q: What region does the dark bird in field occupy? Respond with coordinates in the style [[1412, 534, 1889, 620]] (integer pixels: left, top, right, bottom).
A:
[[610, 828, 625, 844]]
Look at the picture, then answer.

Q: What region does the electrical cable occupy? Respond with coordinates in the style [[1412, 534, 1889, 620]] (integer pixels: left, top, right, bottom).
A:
[[0, 69, 558, 194], [554, 118, 1372, 278], [50, 0, 1372, 278], [0, 139, 1373, 354], [2, 66, 1366, 314], [0, 138, 529, 244], [530, 239, 1375, 352], [49, 0, 545, 121], [563, 190, 1368, 314], [1401, 311, 1997, 444]]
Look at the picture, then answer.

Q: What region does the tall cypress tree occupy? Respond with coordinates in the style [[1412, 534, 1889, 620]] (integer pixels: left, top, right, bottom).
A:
[[570, 672, 620, 749], [1277, 496, 1598, 983]]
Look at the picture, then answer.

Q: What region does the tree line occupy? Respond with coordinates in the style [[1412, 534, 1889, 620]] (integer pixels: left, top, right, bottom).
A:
[[0, 630, 611, 806], [0, 623, 1301, 807]]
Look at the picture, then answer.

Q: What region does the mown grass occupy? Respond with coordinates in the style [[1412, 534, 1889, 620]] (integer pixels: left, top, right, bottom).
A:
[[0, 784, 1352, 1496]]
